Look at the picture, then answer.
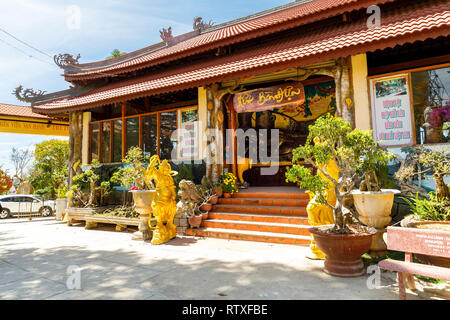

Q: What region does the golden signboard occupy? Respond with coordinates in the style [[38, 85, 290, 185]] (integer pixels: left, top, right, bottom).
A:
[[0, 117, 69, 136], [233, 82, 305, 113]]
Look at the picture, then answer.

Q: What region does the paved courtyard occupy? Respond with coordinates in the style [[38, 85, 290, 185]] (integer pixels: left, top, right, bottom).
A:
[[0, 217, 443, 300]]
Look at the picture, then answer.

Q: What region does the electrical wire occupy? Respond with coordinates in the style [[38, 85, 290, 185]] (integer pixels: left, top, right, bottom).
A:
[[0, 36, 56, 68], [0, 27, 53, 59]]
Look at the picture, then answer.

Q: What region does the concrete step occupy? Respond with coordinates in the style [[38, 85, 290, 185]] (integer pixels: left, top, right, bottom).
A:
[[202, 219, 311, 236], [218, 197, 309, 207], [208, 212, 309, 225], [211, 204, 307, 216], [186, 227, 311, 246], [232, 191, 309, 200]]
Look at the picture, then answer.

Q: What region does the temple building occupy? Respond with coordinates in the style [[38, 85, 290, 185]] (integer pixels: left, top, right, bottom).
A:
[[23, 0, 450, 241]]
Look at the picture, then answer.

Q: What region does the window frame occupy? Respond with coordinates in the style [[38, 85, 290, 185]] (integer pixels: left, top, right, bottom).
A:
[[367, 62, 450, 147], [89, 104, 197, 164]]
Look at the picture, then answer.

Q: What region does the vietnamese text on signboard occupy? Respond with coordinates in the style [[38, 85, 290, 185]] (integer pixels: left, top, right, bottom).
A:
[[233, 83, 305, 113], [370, 74, 414, 147]]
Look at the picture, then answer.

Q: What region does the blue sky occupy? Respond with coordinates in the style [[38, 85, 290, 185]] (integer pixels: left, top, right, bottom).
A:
[[0, 0, 292, 174]]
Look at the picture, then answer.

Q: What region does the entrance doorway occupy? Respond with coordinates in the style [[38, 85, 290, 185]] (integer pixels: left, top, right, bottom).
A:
[[233, 77, 336, 187]]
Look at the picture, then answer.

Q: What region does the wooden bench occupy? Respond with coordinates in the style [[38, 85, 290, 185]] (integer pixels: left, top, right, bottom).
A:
[[378, 226, 450, 300]]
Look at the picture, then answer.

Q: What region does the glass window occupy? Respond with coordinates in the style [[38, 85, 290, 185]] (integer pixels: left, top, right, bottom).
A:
[[126, 117, 140, 153], [411, 66, 450, 144], [90, 123, 99, 161], [159, 111, 177, 160], [113, 120, 123, 163], [142, 114, 158, 158], [101, 122, 111, 163]]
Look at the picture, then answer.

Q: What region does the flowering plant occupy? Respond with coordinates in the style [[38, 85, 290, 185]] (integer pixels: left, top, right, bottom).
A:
[[429, 102, 450, 128], [220, 172, 238, 194]]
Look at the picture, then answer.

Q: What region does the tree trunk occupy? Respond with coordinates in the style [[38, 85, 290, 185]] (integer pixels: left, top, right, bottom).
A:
[[435, 174, 449, 199]]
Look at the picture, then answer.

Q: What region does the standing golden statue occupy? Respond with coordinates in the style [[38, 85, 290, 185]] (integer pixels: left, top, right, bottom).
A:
[[305, 138, 338, 260], [144, 155, 178, 245]]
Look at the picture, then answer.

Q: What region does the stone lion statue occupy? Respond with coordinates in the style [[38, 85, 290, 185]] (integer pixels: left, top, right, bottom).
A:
[[176, 179, 201, 217]]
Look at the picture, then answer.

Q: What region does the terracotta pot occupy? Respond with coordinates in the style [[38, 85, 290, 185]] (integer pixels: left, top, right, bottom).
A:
[[200, 203, 212, 211], [201, 211, 209, 220], [209, 195, 219, 205], [403, 220, 450, 268], [188, 215, 202, 228], [351, 189, 400, 256], [213, 187, 223, 197], [223, 193, 232, 198], [309, 225, 376, 277]]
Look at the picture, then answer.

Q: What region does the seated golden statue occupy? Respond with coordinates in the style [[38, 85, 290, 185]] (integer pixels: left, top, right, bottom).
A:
[[305, 138, 338, 260], [144, 155, 178, 245]]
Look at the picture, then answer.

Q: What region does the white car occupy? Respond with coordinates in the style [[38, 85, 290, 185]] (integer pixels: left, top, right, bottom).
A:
[[0, 195, 55, 219]]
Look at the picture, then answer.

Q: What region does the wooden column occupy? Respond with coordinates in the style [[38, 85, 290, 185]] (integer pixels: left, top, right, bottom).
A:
[[68, 111, 83, 187]]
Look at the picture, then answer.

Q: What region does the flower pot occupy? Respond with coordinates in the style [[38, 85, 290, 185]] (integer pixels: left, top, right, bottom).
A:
[[55, 198, 68, 221], [130, 190, 156, 241], [309, 225, 376, 277], [402, 220, 450, 268], [223, 193, 232, 198], [200, 203, 212, 211], [209, 195, 219, 205], [351, 189, 400, 257], [213, 187, 223, 197], [188, 215, 202, 228], [201, 211, 209, 220]]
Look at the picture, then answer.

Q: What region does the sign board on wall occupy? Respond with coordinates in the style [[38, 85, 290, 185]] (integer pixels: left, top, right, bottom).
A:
[[0, 118, 69, 136], [369, 74, 414, 147], [233, 83, 305, 113], [177, 109, 198, 160]]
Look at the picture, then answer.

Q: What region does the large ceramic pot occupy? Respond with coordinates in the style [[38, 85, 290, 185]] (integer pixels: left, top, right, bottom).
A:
[[130, 190, 156, 241], [402, 220, 450, 268], [309, 225, 376, 277], [55, 198, 68, 221], [351, 189, 400, 257]]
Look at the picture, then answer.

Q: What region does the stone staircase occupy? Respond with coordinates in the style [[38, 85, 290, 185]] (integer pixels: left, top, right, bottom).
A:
[[186, 187, 311, 245]]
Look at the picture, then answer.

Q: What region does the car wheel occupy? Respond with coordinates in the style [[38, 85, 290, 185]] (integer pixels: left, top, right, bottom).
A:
[[0, 208, 10, 219], [40, 206, 53, 217]]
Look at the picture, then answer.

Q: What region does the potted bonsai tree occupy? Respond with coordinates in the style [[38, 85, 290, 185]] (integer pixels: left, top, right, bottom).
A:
[[286, 114, 378, 277], [112, 147, 155, 241], [396, 147, 450, 268], [348, 128, 400, 258]]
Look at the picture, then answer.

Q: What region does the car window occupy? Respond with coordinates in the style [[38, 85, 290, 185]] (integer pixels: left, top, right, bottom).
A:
[[0, 197, 11, 202]]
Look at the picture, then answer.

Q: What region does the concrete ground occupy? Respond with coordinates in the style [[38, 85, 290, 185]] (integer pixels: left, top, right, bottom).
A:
[[0, 217, 444, 300]]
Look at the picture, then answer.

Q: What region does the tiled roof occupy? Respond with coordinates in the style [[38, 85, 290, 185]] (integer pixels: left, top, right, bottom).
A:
[[64, 0, 394, 81], [0, 103, 54, 119], [33, 1, 450, 114]]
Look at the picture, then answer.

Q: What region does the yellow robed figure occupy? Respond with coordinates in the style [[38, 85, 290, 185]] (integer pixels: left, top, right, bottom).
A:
[[144, 155, 178, 245], [306, 138, 338, 260]]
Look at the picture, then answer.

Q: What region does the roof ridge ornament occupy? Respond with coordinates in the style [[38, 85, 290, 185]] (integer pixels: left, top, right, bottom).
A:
[[193, 17, 215, 32], [12, 85, 46, 103], [54, 53, 81, 69], [160, 27, 173, 45]]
